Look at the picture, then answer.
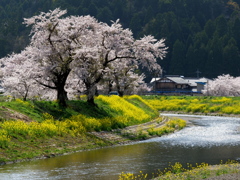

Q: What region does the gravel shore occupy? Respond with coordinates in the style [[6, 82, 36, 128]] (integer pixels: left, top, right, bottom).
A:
[[205, 173, 240, 180]]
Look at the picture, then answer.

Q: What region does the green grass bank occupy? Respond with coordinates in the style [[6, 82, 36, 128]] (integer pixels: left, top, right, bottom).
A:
[[0, 95, 186, 165]]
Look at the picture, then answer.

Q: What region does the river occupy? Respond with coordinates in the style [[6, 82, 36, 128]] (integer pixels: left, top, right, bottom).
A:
[[1, 114, 240, 180]]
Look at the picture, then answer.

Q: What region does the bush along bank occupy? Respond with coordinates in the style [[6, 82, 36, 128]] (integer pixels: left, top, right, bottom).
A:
[[0, 95, 186, 165]]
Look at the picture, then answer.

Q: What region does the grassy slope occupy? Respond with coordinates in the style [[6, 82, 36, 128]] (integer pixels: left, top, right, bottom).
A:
[[0, 95, 159, 164]]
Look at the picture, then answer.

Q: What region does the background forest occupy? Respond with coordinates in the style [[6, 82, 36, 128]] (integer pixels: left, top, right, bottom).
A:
[[1, 0, 240, 81]]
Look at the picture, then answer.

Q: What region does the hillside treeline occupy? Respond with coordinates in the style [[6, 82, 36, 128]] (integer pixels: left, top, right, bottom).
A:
[[1, 0, 240, 80]]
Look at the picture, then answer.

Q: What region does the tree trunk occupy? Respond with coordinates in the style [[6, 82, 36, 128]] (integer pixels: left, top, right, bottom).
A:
[[86, 83, 97, 105], [57, 86, 68, 107], [107, 80, 113, 94], [55, 69, 70, 107], [115, 81, 124, 97], [118, 90, 124, 97]]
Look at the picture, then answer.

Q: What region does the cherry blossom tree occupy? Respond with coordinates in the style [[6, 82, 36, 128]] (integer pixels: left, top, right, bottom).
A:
[[1, 49, 40, 100], [1, 8, 167, 106], [1, 47, 58, 100], [72, 20, 167, 104], [23, 9, 100, 106], [202, 74, 240, 96], [22, 9, 81, 106], [113, 71, 147, 96], [65, 73, 86, 100], [101, 58, 146, 96]]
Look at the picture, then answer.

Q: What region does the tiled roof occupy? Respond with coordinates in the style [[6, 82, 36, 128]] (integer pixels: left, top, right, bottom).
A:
[[150, 76, 211, 87], [167, 76, 188, 84]]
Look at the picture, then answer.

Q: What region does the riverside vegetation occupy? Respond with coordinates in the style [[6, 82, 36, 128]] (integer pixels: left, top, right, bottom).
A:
[[0, 95, 185, 165], [119, 95, 240, 180], [119, 160, 240, 180], [1, 94, 240, 180], [143, 95, 240, 116]]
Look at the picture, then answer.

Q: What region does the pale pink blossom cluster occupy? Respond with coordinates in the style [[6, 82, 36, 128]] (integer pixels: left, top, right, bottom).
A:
[[0, 8, 167, 105], [202, 74, 240, 96]]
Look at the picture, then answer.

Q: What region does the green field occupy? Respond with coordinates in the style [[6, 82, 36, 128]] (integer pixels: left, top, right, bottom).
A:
[[143, 95, 240, 115]]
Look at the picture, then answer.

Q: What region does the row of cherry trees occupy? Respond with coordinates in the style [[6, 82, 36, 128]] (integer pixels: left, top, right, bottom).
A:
[[202, 74, 240, 96], [0, 9, 167, 106]]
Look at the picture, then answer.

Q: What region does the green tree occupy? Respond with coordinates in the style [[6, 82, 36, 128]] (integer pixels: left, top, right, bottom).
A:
[[185, 44, 195, 76], [97, 7, 113, 23], [205, 35, 224, 77], [232, 17, 240, 47], [129, 13, 143, 36], [222, 38, 240, 76], [169, 39, 186, 75], [88, 3, 98, 17], [215, 15, 228, 37], [189, 17, 202, 33], [204, 19, 215, 38]]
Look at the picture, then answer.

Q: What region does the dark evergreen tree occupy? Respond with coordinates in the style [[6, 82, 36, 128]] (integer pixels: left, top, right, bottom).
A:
[[169, 40, 186, 75], [204, 19, 216, 38], [88, 3, 98, 17], [215, 15, 228, 37], [222, 38, 240, 76], [205, 35, 224, 77], [232, 18, 240, 47], [97, 7, 113, 23]]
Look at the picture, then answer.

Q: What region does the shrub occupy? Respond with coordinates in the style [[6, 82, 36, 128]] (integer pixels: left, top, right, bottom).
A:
[[222, 106, 234, 114], [211, 97, 232, 104], [209, 105, 222, 113], [166, 118, 186, 129], [1, 120, 29, 138], [185, 104, 207, 113], [67, 114, 101, 131], [0, 130, 10, 148]]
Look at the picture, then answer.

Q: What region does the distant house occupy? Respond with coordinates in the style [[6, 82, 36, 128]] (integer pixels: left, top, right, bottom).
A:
[[150, 75, 210, 94]]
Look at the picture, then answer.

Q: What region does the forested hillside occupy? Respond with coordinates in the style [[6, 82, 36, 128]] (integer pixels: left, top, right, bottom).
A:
[[1, 0, 240, 81]]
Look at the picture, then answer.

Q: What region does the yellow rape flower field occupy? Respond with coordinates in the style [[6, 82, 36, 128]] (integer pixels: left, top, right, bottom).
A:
[[0, 95, 186, 165], [143, 95, 240, 116]]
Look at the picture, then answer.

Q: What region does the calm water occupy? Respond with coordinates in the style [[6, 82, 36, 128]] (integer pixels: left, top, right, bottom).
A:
[[1, 114, 240, 180]]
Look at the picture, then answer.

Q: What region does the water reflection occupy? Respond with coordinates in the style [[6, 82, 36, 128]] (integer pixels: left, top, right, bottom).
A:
[[1, 114, 240, 180]]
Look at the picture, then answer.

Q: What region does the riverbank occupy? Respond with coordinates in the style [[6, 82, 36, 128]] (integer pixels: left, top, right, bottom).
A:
[[0, 115, 186, 166], [152, 163, 240, 180], [149, 114, 240, 180], [1, 95, 240, 179], [89, 115, 185, 144], [0, 95, 188, 166]]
